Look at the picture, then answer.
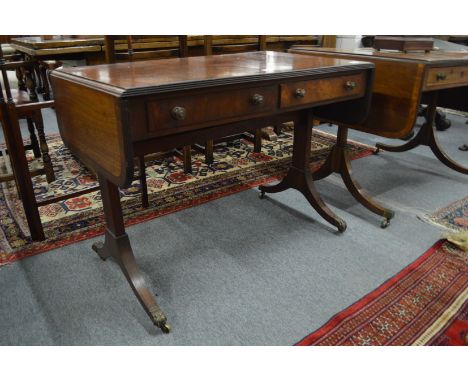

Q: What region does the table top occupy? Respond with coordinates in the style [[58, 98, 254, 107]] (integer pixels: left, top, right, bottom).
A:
[[10, 36, 103, 56], [10, 36, 103, 49], [289, 46, 468, 65], [53, 51, 374, 97]]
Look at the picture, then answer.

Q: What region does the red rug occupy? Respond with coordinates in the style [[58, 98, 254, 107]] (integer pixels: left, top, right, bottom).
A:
[[296, 240, 468, 346]]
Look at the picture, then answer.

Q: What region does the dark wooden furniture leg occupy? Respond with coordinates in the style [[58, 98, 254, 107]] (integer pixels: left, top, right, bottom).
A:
[[259, 111, 347, 232], [376, 92, 468, 175], [313, 126, 394, 228], [204, 139, 214, 165], [183, 145, 192, 173], [92, 175, 170, 333], [39, 62, 51, 101], [253, 128, 262, 153], [23, 65, 38, 102], [26, 117, 41, 158], [34, 63, 44, 94], [138, 155, 149, 208], [1, 103, 44, 240], [15, 67, 27, 91], [33, 110, 55, 182]]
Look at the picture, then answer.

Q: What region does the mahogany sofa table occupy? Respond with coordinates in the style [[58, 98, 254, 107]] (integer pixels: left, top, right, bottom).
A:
[[289, 47, 468, 175], [50, 51, 374, 332]]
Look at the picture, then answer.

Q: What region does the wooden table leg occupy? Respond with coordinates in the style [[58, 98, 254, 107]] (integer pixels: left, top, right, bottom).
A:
[[33, 110, 55, 183], [38, 62, 51, 101], [376, 92, 468, 175], [138, 155, 149, 208], [253, 128, 262, 153], [26, 117, 41, 158], [91, 175, 170, 333], [205, 139, 214, 165], [182, 145, 192, 173], [259, 110, 347, 232], [314, 126, 394, 228]]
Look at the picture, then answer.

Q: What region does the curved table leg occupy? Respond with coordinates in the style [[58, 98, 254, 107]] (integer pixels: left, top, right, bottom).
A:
[[314, 126, 394, 228], [376, 91, 467, 175], [302, 172, 347, 232], [94, 175, 170, 333], [375, 129, 422, 153], [429, 129, 468, 174], [259, 111, 346, 233], [258, 176, 289, 197], [340, 153, 394, 228]]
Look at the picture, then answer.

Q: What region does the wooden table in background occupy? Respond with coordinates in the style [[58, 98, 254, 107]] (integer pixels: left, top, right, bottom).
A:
[[50, 51, 374, 332], [289, 46, 468, 175], [10, 36, 105, 62]]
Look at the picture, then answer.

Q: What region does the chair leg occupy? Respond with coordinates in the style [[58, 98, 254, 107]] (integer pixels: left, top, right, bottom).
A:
[[26, 117, 41, 158], [32, 111, 55, 183]]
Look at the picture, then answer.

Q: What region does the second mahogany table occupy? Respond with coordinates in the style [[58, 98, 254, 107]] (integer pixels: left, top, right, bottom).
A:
[[50, 51, 374, 333], [289, 46, 468, 175]]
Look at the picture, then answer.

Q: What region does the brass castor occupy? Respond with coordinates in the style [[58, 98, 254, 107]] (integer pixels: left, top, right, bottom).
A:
[[91, 241, 107, 261], [337, 219, 347, 233], [258, 190, 265, 199], [381, 218, 391, 229], [158, 322, 171, 334]]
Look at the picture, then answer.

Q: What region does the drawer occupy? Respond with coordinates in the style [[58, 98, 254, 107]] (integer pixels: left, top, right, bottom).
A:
[[424, 66, 468, 90], [146, 85, 278, 135], [280, 73, 366, 109]]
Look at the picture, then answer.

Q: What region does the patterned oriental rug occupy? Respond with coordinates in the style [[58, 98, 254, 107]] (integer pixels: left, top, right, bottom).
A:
[[0, 130, 374, 266], [297, 221, 468, 345], [425, 197, 468, 232]]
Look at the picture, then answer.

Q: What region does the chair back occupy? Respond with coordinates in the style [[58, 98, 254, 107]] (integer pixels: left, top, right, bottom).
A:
[[104, 35, 190, 63]]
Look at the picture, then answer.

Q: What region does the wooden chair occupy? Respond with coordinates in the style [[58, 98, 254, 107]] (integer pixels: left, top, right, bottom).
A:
[[0, 57, 58, 240], [1, 52, 100, 241], [0, 49, 55, 184]]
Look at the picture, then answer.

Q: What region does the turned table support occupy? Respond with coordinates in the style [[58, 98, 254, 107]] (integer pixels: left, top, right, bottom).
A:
[[376, 92, 468, 175], [92, 175, 170, 333], [259, 110, 347, 233]]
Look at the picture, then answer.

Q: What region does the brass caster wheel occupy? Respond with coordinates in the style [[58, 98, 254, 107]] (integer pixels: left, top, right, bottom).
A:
[[158, 322, 171, 334], [381, 218, 391, 229], [337, 219, 347, 233], [258, 189, 265, 199]]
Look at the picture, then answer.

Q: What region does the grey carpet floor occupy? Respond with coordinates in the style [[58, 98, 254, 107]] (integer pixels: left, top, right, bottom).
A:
[[0, 110, 466, 345]]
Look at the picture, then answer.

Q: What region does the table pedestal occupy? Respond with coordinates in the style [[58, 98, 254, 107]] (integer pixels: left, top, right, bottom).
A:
[[259, 111, 347, 233]]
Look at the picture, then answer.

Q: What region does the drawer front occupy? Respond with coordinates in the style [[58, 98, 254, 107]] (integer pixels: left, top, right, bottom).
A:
[[424, 66, 468, 89], [146, 85, 278, 135], [280, 73, 366, 109]]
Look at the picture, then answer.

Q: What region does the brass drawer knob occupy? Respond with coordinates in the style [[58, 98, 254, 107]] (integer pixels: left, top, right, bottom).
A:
[[344, 81, 357, 90], [171, 106, 186, 121], [295, 88, 306, 98], [250, 93, 264, 105], [436, 73, 447, 81]]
